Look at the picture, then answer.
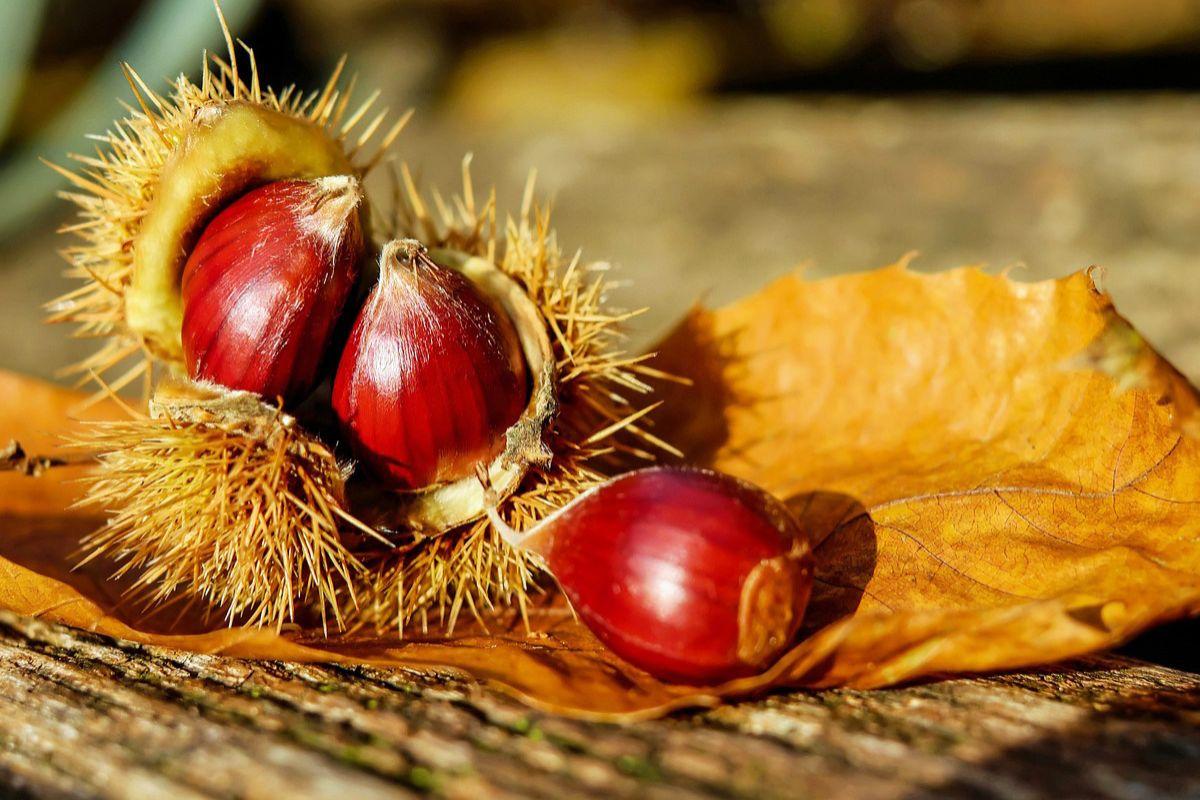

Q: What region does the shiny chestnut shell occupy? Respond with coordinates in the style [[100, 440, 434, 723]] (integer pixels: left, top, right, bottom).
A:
[[505, 467, 813, 684], [181, 176, 363, 404], [333, 241, 529, 490]]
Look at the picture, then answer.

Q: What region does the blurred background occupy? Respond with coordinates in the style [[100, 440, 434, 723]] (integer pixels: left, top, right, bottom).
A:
[[3, 0, 1200, 378]]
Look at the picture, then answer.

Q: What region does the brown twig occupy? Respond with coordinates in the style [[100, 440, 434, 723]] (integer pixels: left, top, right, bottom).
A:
[[1, 440, 90, 477]]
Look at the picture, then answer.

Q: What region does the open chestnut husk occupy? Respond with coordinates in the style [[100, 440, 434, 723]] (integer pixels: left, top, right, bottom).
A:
[[51, 6, 682, 635], [488, 466, 814, 684], [338, 165, 685, 629]]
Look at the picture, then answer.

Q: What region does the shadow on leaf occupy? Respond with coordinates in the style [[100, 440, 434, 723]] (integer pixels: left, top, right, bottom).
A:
[[785, 491, 878, 634]]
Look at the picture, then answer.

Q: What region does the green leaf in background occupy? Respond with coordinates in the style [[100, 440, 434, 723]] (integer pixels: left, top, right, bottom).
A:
[[0, 0, 260, 240]]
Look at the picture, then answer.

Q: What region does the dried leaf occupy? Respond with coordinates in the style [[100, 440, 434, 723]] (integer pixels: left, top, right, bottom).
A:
[[651, 263, 1200, 689], [2, 263, 1199, 719]]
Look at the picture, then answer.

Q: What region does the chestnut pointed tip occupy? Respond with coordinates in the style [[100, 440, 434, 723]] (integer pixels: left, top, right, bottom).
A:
[[380, 238, 427, 271], [314, 173, 359, 193], [312, 174, 362, 206], [192, 102, 224, 126], [303, 175, 364, 246]]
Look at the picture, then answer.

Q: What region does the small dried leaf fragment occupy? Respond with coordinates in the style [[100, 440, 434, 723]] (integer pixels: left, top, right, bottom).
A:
[[2, 262, 1200, 719]]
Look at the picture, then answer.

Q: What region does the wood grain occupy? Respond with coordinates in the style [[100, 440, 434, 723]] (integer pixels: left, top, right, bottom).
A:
[[0, 607, 1195, 799]]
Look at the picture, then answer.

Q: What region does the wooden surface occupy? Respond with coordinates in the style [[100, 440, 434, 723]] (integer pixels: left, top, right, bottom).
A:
[[5, 96, 1200, 798], [0, 608, 1195, 799]]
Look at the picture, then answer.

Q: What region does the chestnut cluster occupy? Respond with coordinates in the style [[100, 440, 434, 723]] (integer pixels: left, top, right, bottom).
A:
[[175, 175, 814, 685], [181, 177, 527, 489]]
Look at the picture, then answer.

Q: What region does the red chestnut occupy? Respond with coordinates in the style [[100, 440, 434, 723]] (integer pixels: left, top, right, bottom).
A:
[[333, 240, 529, 489], [489, 466, 813, 684], [181, 176, 364, 404]]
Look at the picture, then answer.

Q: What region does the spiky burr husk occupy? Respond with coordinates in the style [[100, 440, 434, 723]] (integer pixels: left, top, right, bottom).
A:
[[72, 381, 376, 631], [65, 162, 682, 634], [347, 160, 684, 634], [46, 5, 406, 399]]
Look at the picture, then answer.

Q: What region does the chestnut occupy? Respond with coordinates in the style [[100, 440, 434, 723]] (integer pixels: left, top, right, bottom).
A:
[[180, 176, 364, 404], [489, 466, 814, 684], [333, 239, 531, 489]]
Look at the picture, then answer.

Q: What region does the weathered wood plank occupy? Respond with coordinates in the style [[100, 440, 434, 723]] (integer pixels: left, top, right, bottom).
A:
[[0, 610, 1196, 799]]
